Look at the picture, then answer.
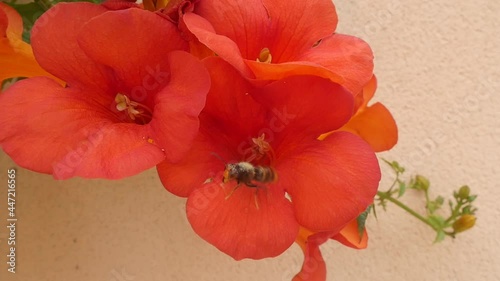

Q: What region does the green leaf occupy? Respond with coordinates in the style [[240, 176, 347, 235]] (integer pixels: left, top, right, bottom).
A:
[[461, 205, 477, 215], [428, 215, 445, 230], [397, 181, 406, 197], [371, 203, 378, 219], [7, 2, 48, 43], [1, 77, 24, 91], [468, 195, 478, 202], [6, 0, 103, 43], [427, 196, 444, 214], [357, 206, 371, 238], [434, 230, 446, 243], [382, 159, 405, 174], [409, 175, 430, 191]]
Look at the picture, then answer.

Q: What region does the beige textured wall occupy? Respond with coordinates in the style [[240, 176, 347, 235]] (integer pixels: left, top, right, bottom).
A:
[[1, 0, 499, 280]]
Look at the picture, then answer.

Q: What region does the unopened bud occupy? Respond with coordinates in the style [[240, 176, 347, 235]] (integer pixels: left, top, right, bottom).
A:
[[413, 175, 430, 191], [457, 185, 471, 200], [452, 214, 476, 233]]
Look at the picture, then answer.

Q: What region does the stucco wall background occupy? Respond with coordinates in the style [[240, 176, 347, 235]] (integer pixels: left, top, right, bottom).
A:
[[0, 0, 499, 280]]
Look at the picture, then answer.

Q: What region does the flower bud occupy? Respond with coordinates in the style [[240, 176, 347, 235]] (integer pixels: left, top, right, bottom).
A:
[[457, 185, 471, 200], [452, 214, 476, 233], [413, 175, 430, 191]]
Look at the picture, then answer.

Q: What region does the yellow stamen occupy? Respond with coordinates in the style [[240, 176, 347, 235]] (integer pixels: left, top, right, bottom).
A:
[[257, 47, 272, 63], [245, 134, 275, 163], [252, 134, 272, 156], [114, 93, 153, 124]]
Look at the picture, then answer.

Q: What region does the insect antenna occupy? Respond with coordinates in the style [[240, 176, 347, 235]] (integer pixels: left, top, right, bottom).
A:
[[210, 152, 228, 164]]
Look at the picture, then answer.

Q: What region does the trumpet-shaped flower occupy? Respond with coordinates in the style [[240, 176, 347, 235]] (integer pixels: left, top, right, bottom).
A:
[[0, 3, 210, 179], [157, 58, 380, 260], [172, 0, 373, 95]]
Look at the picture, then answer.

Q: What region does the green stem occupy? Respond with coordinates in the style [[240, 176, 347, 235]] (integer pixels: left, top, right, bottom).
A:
[[444, 201, 463, 225], [377, 191, 438, 231]]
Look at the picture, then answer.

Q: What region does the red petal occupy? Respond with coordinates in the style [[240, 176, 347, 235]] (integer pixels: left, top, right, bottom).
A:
[[190, 0, 337, 62], [0, 77, 166, 179], [201, 57, 267, 141], [292, 243, 325, 281], [190, 0, 270, 60], [156, 130, 227, 197], [186, 179, 299, 260], [296, 33, 374, 95], [53, 123, 166, 179], [331, 218, 368, 249], [78, 8, 189, 95], [260, 0, 337, 62], [148, 51, 210, 162], [31, 3, 111, 89], [357, 75, 377, 110], [276, 132, 380, 233], [245, 60, 344, 86], [293, 229, 330, 281], [183, 12, 253, 77], [251, 75, 353, 145]]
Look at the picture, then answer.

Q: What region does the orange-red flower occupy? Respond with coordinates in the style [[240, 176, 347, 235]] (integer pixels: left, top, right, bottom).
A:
[[171, 0, 373, 95], [0, 3, 210, 179], [0, 3, 58, 85], [157, 58, 380, 260]]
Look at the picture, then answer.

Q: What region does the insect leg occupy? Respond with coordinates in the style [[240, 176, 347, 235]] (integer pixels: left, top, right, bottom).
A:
[[253, 190, 260, 210], [225, 183, 241, 200]]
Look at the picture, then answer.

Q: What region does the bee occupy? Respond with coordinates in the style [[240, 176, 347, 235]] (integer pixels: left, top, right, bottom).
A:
[[223, 162, 277, 187], [222, 162, 277, 209]]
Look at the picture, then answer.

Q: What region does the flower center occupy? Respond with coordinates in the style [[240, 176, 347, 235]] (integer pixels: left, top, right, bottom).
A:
[[114, 93, 153, 124], [257, 47, 272, 63], [245, 134, 275, 165]]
